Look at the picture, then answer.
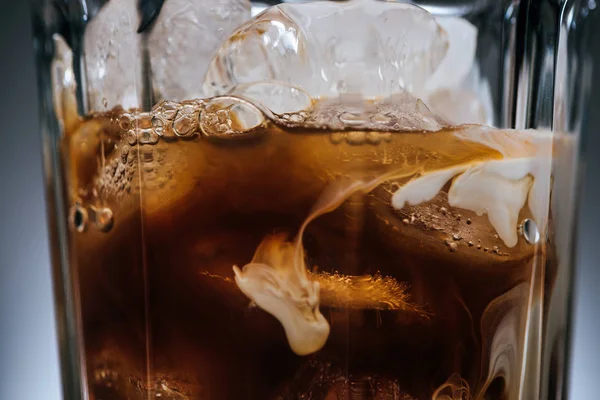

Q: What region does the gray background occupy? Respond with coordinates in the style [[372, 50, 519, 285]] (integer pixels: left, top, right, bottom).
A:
[[0, 1, 597, 399]]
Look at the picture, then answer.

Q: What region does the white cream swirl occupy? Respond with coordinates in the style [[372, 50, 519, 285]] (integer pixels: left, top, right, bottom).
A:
[[392, 127, 553, 247]]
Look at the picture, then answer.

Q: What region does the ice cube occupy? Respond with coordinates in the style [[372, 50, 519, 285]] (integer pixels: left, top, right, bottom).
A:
[[203, 0, 448, 100], [148, 0, 251, 102], [424, 16, 477, 94], [421, 16, 491, 125], [83, 0, 143, 111], [51, 34, 78, 131], [427, 89, 488, 125], [228, 82, 312, 115]]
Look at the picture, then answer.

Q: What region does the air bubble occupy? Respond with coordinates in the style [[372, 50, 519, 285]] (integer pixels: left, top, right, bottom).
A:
[[216, 109, 228, 123], [200, 96, 266, 139], [173, 105, 198, 137], [119, 113, 133, 130], [345, 131, 366, 145], [91, 206, 114, 232], [371, 114, 391, 125], [151, 116, 165, 136], [330, 132, 345, 144], [69, 204, 88, 233], [520, 219, 540, 244], [139, 128, 159, 145], [366, 131, 382, 145], [137, 113, 152, 129], [142, 149, 154, 163], [155, 100, 180, 120], [121, 146, 130, 162], [126, 130, 137, 145], [289, 113, 304, 123], [116, 164, 126, 177], [339, 112, 366, 126]]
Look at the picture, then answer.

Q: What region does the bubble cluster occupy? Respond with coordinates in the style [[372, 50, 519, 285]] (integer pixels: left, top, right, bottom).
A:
[[275, 94, 445, 132], [151, 100, 202, 139], [69, 203, 88, 233], [69, 203, 114, 233], [109, 92, 450, 151], [95, 150, 135, 202]]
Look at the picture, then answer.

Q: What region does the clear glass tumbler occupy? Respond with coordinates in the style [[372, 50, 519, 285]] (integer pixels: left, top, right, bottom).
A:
[[32, 0, 596, 399]]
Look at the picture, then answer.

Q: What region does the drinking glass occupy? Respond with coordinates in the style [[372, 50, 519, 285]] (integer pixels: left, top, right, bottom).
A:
[[32, 0, 596, 398]]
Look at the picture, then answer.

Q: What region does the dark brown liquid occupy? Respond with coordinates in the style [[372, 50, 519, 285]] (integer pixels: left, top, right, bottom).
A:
[[63, 101, 546, 400]]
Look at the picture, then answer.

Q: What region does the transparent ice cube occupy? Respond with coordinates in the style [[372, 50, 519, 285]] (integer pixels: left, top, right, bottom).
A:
[[51, 34, 77, 128], [422, 16, 491, 125], [424, 16, 477, 94], [148, 0, 251, 102], [83, 0, 143, 111], [203, 0, 449, 100]]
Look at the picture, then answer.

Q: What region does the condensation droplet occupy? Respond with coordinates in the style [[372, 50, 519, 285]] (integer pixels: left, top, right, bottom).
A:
[[520, 219, 540, 244], [69, 204, 88, 233]]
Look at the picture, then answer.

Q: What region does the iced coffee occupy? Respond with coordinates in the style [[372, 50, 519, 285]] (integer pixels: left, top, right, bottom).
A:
[[51, 1, 556, 399]]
